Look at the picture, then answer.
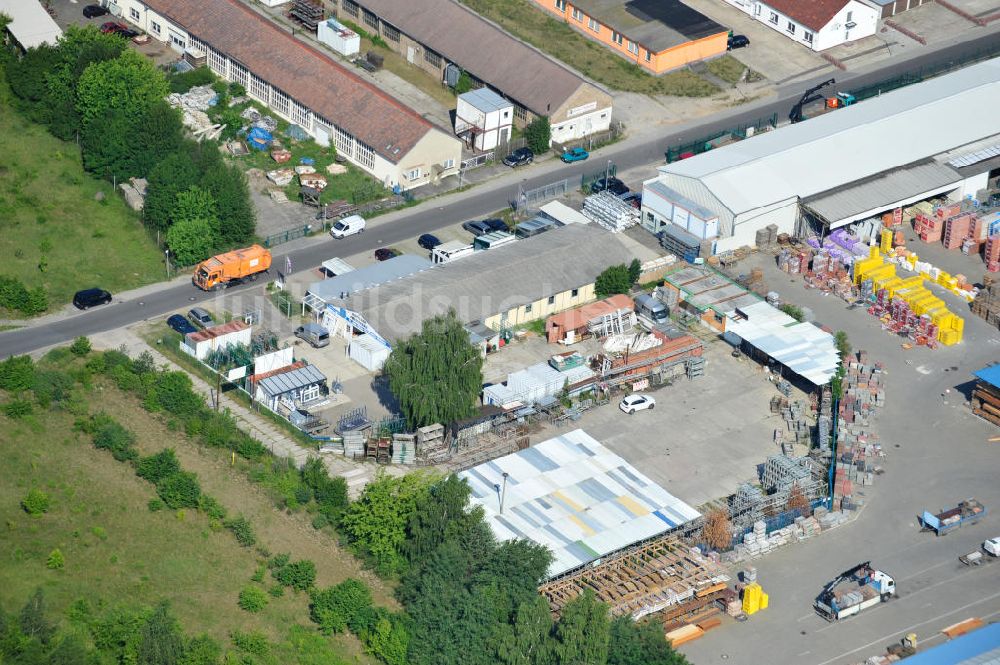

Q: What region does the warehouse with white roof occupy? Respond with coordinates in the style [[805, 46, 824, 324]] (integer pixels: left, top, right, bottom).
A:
[[642, 57, 1000, 255], [459, 429, 700, 579]]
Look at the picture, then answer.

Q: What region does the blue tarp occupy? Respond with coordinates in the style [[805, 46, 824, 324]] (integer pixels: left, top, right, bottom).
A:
[[974, 364, 1000, 390], [901, 622, 1000, 664], [247, 127, 273, 150]]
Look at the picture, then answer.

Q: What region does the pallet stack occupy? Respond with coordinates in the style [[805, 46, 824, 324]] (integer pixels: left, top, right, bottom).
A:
[[971, 366, 1000, 427], [943, 214, 972, 249], [985, 235, 1000, 273], [913, 213, 944, 243], [834, 351, 886, 505], [971, 275, 1000, 330]]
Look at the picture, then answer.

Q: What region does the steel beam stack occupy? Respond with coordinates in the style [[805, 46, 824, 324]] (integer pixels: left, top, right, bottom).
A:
[[582, 192, 639, 233]]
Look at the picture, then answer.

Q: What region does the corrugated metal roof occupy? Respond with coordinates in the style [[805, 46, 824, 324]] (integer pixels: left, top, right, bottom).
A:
[[725, 301, 839, 386], [901, 623, 1000, 665], [646, 180, 718, 221], [257, 364, 326, 396], [185, 320, 249, 344], [974, 364, 1000, 390], [459, 87, 511, 114], [657, 57, 1000, 218], [307, 255, 431, 302], [571, 0, 725, 53], [802, 160, 962, 225], [0, 0, 62, 49], [539, 201, 591, 225], [459, 429, 700, 578]]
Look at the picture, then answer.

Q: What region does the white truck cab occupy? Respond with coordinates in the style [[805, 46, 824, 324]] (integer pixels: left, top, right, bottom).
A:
[[985, 537, 1000, 557]]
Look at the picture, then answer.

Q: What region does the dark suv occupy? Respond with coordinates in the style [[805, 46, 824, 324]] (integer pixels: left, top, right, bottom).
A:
[[73, 288, 112, 310], [590, 177, 629, 196], [728, 35, 750, 50], [502, 147, 534, 167]]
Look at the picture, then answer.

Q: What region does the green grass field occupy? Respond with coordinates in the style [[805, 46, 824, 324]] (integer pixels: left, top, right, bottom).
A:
[[458, 0, 718, 96], [0, 73, 165, 315], [706, 56, 749, 85], [0, 359, 387, 662]]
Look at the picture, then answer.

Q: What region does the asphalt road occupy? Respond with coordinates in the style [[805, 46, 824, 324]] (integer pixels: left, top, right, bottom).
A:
[[1, 31, 999, 357]]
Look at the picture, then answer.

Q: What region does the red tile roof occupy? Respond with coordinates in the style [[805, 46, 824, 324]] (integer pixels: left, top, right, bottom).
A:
[[546, 294, 635, 337], [142, 0, 435, 163], [251, 360, 306, 383], [763, 0, 850, 31], [185, 319, 249, 344]]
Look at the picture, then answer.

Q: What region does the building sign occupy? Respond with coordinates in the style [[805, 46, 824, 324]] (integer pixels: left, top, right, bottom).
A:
[[632, 379, 649, 391], [567, 101, 598, 118]]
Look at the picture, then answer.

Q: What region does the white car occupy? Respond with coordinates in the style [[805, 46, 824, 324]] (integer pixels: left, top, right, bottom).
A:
[[619, 394, 656, 414], [329, 214, 366, 238]]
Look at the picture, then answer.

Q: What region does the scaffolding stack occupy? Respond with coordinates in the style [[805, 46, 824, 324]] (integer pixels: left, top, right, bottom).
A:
[[289, 0, 324, 30], [391, 433, 416, 465], [582, 191, 639, 232]]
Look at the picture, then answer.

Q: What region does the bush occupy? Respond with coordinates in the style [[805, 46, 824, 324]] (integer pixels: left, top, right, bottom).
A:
[[0, 355, 35, 392], [311, 514, 329, 530], [148, 498, 165, 512], [21, 489, 51, 516], [70, 336, 92, 357], [309, 578, 373, 635], [198, 494, 227, 521], [525, 116, 551, 154], [4, 400, 34, 418], [167, 66, 216, 93], [0, 276, 48, 315], [89, 414, 139, 462], [237, 586, 268, 613], [136, 449, 181, 484], [230, 630, 269, 656], [152, 372, 204, 419], [31, 369, 75, 407], [267, 584, 284, 598], [46, 548, 65, 570], [595, 264, 634, 298], [272, 558, 316, 591], [156, 471, 202, 509], [223, 515, 256, 547]]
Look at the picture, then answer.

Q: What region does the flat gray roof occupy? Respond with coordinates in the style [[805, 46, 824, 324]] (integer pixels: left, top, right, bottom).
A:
[[571, 0, 725, 53], [0, 0, 62, 49], [307, 254, 432, 302], [257, 364, 326, 396], [459, 87, 511, 114]]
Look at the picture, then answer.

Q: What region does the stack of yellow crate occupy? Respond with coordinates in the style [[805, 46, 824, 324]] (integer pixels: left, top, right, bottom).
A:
[[741, 583, 769, 615]]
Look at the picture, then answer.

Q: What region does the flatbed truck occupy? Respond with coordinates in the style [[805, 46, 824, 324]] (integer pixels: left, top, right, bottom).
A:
[[920, 498, 986, 536], [815, 562, 896, 621]]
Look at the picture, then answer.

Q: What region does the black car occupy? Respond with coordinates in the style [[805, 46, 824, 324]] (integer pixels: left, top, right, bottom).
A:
[[590, 177, 629, 196], [502, 147, 534, 168], [83, 4, 109, 18], [462, 220, 493, 236], [482, 218, 508, 233], [620, 192, 642, 208], [374, 248, 401, 261], [727, 35, 750, 50], [167, 314, 198, 335], [417, 233, 441, 250], [73, 288, 112, 310]]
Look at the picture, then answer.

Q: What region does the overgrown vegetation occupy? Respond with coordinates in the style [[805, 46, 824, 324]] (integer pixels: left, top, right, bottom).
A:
[[595, 259, 642, 298], [525, 116, 551, 153], [779, 303, 805, 322], [706, 55, 748, 85], [457, 0, 718, 96]]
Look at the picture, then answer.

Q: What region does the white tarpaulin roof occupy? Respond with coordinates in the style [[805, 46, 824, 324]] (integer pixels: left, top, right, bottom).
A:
[[725, 301, 839, 386], [459, 429, 700, 578], [0, 0, 63, 49]]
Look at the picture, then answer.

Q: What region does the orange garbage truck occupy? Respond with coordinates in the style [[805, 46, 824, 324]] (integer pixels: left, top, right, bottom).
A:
[[193, 245, 272, 291]]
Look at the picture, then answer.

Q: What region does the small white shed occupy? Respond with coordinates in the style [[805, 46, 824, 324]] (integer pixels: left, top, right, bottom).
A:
[[181, 320, 252, 360], [318, 18, 360, 56], [349, 333, 391, 372], [454, 88, 514, 152]]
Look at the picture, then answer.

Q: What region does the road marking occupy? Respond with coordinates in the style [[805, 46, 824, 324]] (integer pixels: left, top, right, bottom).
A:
[[813, 589, 1000, 665]]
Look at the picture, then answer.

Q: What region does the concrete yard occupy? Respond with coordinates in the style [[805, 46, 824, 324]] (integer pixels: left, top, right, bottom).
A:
[[682, 248, 1000, 665]]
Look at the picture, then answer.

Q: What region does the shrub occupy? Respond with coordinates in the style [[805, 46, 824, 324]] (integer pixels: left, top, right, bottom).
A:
[[311, 514, 329, 530], [198, 494, 227, 521], [273, 558, 316, 591], [136, 449, 181, 484], [309, 578, 372, 635], [231, 630, 269, 656], [87, 414, 139, 462], [21, 489, 51, 516], [224, 515, 256, 547], [31, 369, 75, 407], [152, 372, 204, 419], [0, 355, 35, 392], [237, 586, 268, 613], [167, 66, 216, 93], [268, 553, 290, 570], [156, 471, 202, 509], [525, 116, 551, 154], [148, 499, 165, 512], [4, 400, 33, 418], [0, 276, 48, 315], [46, 548, 65, 570], [267, 584, 284, 598], [69, 336, 92, 357], [235, 436, 268, 461]]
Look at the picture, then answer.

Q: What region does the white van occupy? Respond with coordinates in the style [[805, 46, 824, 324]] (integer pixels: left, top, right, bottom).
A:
[[634, 293, 668, 327], [330, 214, 366, 238]]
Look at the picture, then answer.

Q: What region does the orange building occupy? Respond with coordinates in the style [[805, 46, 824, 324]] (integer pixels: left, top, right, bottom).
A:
[[533, 0, 729, 74]]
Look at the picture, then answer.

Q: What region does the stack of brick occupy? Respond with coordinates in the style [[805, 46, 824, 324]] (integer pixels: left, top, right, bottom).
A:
[[985, 235, 1000, 273], [835, 351, 886, 506]]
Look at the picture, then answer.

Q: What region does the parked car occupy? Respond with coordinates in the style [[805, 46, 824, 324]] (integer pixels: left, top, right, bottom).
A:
[[166, 314, 198, 336], [100, 21, 126, 33], [417, 233, 442, 250], [374, 248, 401, 261], [620, 191, 642, 208], [83, 4, 109, 18], [462, 219, 494, 236], [294, 323, 330, 348], [73, 288, 112, 310], [590, 177, 629, 196], [619, 394, 656, 414], [482, 218, 508, 233], [561, 147, 590, 163], [728, 34, 750, 50], [330, 214, 366, 238], [502, 147, 534, 167], [188, 307, 214, 328]]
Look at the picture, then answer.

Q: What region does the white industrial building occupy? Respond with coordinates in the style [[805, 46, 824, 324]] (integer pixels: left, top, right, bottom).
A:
[[454, 88, 514, 151], [721, 0, 878, 50], [642, 57, 1000, 256]]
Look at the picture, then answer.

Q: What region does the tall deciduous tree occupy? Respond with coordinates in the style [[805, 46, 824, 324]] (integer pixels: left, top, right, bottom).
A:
[[80, 112, 135, 181], [384, 310, 483, 429], [607, 616, 690, 665], [130, 101, 186, 178], [594, 264, 633, 298], [136, 604, 185, 665], [525, 116, 551, 154], [76, 49, 168, 125], [19, 589, 55, 646], [172, 186, 218, 227], [144, 151, 202, 231], [165, 219, 216, 266], [202, 165, 256, 245], [551, 590, 610, 665]]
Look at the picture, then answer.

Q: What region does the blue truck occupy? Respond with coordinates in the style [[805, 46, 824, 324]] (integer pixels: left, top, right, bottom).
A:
[[920, 498, 986, 536]]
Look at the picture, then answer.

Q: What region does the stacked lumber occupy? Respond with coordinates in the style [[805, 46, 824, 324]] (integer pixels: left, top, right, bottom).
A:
[[972, 373, 1000, 427]]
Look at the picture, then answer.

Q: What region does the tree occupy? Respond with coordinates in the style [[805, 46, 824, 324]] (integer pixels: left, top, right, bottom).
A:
[[5, 44, 62, 118], [404, 474, 477, 561], [360, 614, 408, 665], [70, 336, 92, 357], [595, 264, 633, 298], [701, 508, 732, 551], [550, 591, 610, 665], [607, 616, 690, 665], [19, 589, 55, 645], [136, 603, 185, 665], [144, 151, 202, 231], [454, 70, 473, 95], [238, 587, 268, 613], [496, 596, 555, 665], [202, 166, 256, 245], [384, 311, 483, 429], [76, 49, 168, 125], [628, 258, 642, 285], [130, 101, 186, 178], [21, 489, 51, 516], [524, 116, 551, 154], [834, 330, 851, 360], [80, 112, 136, 181], [165, 219, 216, 266], [46, 549, 65, 570], [172, 186, 218, 226]]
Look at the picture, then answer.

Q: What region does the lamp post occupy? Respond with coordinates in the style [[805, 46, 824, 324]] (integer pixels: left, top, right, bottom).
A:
[[164, 249, 170, 279], [494, 472, 510, 514], [606, 159, 612, 186]]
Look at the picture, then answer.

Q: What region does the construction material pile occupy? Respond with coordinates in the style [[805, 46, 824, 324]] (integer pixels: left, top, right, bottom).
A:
[[771, 397, 811, 451], [833, 351, 886, 509], [754, 223, 780, 251], [971, 274, 1000, 331], [971, 364, 1000, 427], [582, 191, 639, 232], [165, 85, 224, 141], [241, 107, 279, 132]]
